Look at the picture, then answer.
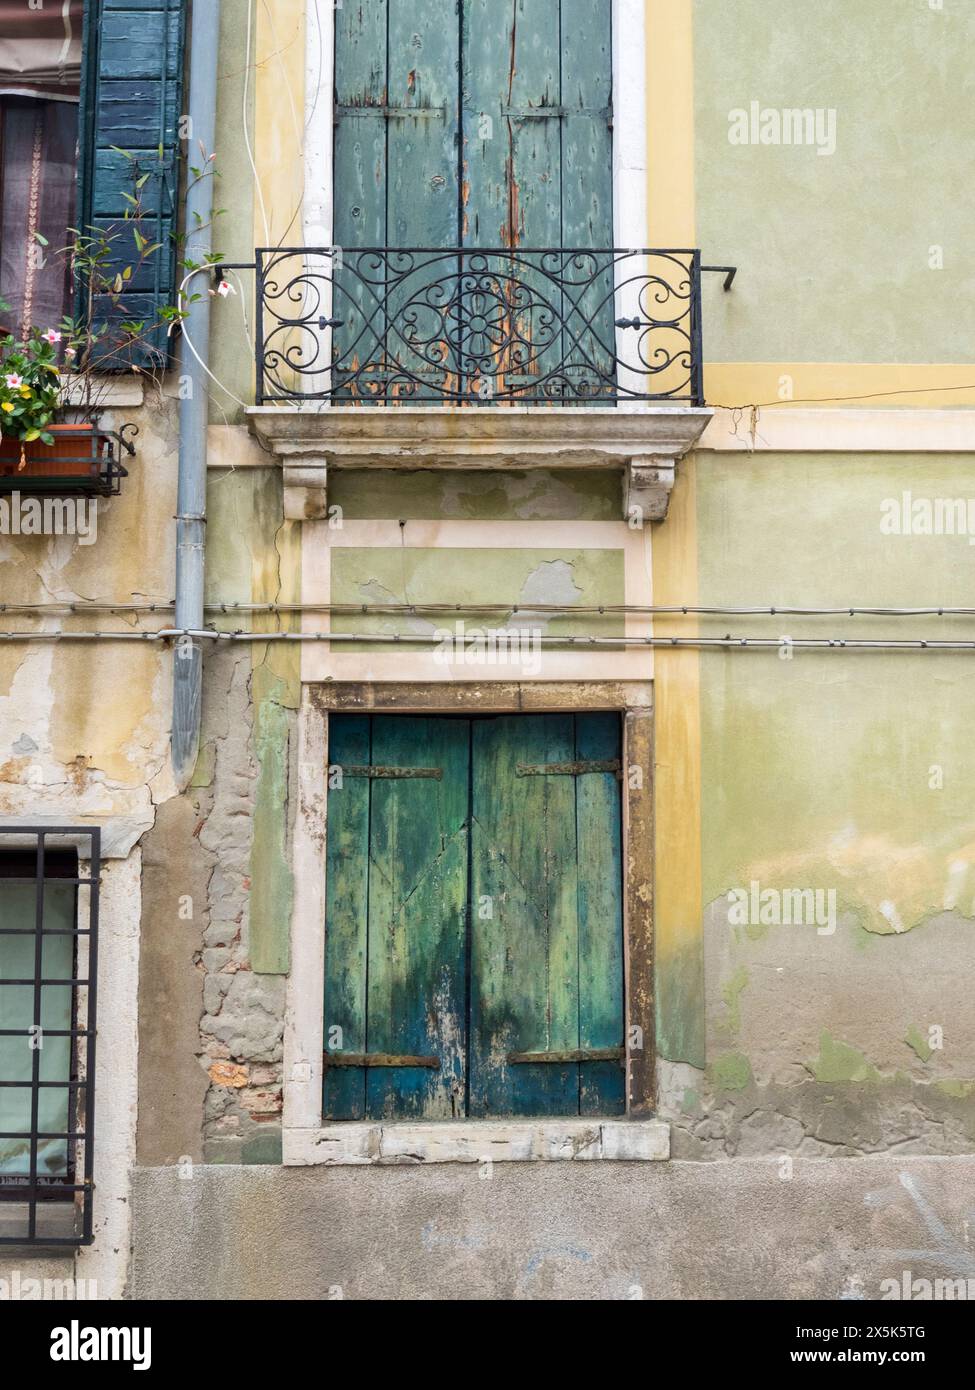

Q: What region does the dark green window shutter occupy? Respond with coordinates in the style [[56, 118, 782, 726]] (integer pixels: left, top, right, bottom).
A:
[[323, 713, 625, 1121], [77, 0, 186, 369]]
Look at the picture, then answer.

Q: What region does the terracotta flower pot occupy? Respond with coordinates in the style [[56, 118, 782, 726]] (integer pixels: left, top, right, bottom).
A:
[[0, 424, 102, 479]]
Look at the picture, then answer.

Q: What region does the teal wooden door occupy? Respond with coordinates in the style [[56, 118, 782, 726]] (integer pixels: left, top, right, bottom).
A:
[[324, 715, 469, 1120], [324, 713, 625, 1119], [331, 0, 615, 401], [469, 712, 625, 1116]]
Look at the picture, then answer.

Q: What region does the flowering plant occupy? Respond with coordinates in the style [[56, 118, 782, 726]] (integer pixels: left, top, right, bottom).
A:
[[0, 143, 223, 445], [0, 320, 62, 444]]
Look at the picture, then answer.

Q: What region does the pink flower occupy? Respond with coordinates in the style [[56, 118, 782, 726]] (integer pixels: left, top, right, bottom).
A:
[[64, 347, 77, 360], [42, 329, 62, 345], [4, 373, 23, 389]]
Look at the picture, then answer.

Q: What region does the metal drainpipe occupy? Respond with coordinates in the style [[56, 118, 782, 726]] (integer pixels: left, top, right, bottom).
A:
[[172, 0, 222, 789]]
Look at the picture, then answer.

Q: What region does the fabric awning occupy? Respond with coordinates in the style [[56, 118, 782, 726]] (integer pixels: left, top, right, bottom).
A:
[[0, 0, 84, 101]]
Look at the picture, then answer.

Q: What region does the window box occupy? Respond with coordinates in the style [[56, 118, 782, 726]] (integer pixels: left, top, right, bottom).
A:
[[0, 423, 132, 496], [0, 423, 99, 478]]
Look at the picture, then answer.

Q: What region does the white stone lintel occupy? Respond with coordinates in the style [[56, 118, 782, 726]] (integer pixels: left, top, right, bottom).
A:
[[283, 1117, 670, 1166]]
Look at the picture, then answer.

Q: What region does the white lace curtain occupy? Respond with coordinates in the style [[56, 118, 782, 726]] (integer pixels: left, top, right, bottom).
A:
[[0, 1, 84, 335]]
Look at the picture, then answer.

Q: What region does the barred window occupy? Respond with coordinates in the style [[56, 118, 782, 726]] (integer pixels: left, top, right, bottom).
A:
[[0, 828, 98, 1246]]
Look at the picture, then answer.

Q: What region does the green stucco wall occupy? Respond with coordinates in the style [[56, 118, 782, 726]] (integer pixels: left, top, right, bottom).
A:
[[695, 0, 975, 364]]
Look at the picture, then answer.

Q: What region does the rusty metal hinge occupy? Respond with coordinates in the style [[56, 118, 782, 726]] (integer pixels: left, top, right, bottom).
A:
[[516, 759, 621, 778], [324, 1052, 440, 1069], [335, 104, 446, 121], [507, 1047, 625, 1066], [500, 105, 613, 123], [345, 765, 443, 780]]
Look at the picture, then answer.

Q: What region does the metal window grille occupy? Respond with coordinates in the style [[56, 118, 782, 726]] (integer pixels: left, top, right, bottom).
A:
[[0, 827, 99, 1246]]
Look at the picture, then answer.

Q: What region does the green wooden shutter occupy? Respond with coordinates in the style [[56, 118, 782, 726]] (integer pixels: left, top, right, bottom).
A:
[[469, 713, 625, 1117], [77, 0, 186, 368], [324, 716, 469, 1121], [331, 0, 614, 401], [323, 713, 625, 1121]]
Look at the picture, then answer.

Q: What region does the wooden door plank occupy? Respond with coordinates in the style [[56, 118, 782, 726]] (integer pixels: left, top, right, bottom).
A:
[[333, 0, 389, 398], [323, 715, 371, 1119], [462, 0, 561, 248], [333, 0, 389, 247], [383, 1, 462, 398], [365, 716, 470, 1119], [462, 0, 563, 401], [469, 713, 580, 1116], [555, 0, 615, 400], [575, 711, 626, 1115], [559, 0, 613, 246], [386, 0, 460, 246]]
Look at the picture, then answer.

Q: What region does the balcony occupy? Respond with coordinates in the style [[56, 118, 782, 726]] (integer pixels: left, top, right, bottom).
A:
[[232, 247, 716, 523]]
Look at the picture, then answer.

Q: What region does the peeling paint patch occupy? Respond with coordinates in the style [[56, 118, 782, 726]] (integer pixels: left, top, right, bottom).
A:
[[809, 1033, 881, 1084], [517, 558, 583, 611], [935, 1079, 975, 1099], [711, 1052, 753, 1091], [249, 676, 293, 975], [681, 1087, 702, 1117], [720, 966, 749, 1036], [904, 1025, 933, 1064]]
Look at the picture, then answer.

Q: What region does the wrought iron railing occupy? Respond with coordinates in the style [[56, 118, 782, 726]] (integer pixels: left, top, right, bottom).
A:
[[223, 248, 706, 407]]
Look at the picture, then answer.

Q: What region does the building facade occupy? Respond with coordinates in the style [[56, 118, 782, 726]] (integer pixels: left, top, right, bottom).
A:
[[1, 0, 974, 1300]]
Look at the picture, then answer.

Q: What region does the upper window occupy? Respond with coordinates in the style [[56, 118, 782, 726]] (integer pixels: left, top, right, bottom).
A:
[[0, 0, 185, 367], [333, 0, 614, 253], [0, 0, 83, 336], [319, 0, 622, 405], [0, 830, 99, 1247]]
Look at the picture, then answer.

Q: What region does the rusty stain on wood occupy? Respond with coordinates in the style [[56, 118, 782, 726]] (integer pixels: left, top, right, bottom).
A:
[[516, 759, 622, 778], [508, 1047, 624, 1065], [344, 765, 443, 780], [324, 1052, 441, 1069]]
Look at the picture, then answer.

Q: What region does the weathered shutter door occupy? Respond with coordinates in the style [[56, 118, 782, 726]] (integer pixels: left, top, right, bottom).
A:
[[78, 0, 186, 368], [324, 713, 625, 1119], [332, 0, 460, 398], [469, 713, 625, 1116], [462, 0, 613, 250], [324, 716, 469, 1120], [332, 0, 614, 399], [462, 0, 615, 396]]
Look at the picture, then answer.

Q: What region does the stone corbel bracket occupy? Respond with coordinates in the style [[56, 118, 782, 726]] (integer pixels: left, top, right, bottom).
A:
[[281, 456, 329, 521], [624, 456, 676, 525], [249, 406, 713, 524]]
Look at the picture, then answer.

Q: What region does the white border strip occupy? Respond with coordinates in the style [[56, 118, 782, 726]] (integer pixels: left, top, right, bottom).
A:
[[700, 407, 975, 454], [299, 519, 654, 684]]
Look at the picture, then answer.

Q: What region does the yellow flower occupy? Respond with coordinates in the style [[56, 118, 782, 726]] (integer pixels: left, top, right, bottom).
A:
[[1, 402, 13, 413], [20, 387, 31, 398]]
